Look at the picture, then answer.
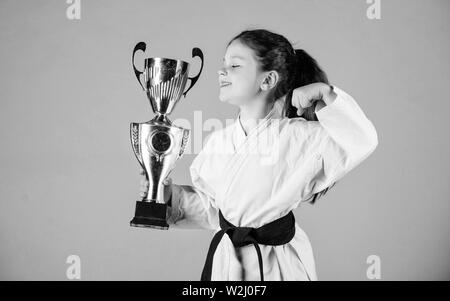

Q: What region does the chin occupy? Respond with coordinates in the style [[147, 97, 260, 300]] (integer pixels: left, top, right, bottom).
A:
[[219, 93, 233, 104], [219, 91, 245, 106], [220, 97, 239, 106]]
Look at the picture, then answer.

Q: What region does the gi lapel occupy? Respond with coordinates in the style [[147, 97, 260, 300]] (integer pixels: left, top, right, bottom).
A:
[[218, 100, 284, 205]]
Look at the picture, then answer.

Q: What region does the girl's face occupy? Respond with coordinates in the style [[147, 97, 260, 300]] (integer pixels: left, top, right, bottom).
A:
[[218, 40, 266, 106]]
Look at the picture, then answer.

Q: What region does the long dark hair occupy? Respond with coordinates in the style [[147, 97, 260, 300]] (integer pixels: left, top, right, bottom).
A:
[[227, 29, 336, 204]]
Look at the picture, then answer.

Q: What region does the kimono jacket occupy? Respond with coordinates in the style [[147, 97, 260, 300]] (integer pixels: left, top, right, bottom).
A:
[[167, 85, 379, 281]]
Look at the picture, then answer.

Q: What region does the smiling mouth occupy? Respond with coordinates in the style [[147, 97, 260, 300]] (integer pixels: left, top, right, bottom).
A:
[[220, 83, 231, 88]]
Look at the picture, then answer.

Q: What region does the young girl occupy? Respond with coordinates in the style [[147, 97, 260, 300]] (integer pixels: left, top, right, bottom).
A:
[[139, 29, 378, 281]]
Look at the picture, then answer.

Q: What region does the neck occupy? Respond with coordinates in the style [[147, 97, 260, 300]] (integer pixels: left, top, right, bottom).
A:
[[238, 98, 274, 136]]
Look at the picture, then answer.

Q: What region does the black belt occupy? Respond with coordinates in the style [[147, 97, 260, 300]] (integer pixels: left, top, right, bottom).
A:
[[200, 210, 296, 281]]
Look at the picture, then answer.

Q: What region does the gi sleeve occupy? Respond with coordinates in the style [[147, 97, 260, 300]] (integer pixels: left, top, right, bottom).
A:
[[308, 85, 379, 196], [167, 132, 220, 230]]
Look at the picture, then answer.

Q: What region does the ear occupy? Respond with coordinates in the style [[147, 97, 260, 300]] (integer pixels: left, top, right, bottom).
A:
[[261, 71, 279, 91]]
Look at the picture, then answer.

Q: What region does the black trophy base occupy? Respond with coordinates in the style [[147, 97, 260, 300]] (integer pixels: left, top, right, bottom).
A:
[[130, 200, 169, 230]]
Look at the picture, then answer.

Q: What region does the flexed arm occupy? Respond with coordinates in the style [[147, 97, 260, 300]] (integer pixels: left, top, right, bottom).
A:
[[291, 83, 378, 196]]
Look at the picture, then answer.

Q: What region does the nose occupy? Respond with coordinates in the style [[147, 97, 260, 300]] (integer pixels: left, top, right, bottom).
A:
[[217, 68, 227, 76]]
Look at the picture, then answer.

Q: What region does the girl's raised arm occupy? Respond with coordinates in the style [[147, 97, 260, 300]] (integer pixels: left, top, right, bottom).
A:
[[304, 85, 378, 197]]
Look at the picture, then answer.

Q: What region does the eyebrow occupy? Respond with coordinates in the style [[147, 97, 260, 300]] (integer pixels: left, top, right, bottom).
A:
[[223, 55, 246, 61]]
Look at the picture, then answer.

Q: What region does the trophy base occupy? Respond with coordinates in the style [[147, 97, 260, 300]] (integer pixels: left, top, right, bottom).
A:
[[130, 201, 169, 230]]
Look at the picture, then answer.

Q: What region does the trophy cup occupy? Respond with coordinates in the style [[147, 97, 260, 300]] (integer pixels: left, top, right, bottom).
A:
[[130, 42, 204, 230]]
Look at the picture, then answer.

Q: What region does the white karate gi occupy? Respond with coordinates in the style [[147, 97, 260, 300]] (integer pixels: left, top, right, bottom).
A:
[[167, 86, 378, 281]]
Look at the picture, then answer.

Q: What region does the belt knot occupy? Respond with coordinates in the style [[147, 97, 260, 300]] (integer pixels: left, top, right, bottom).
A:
[[201, 210, 296, 281], [225, 227, 256, 247]]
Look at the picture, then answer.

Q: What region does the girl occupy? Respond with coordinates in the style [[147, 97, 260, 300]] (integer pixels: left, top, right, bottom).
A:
[[139, 29, 378, 281]]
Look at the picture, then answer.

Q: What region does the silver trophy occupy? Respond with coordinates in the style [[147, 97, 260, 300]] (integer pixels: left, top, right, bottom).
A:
[[130, 42, 204, 229]]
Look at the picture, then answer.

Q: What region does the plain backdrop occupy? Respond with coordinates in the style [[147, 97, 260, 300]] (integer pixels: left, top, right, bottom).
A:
[[0, 0, 449, 280]]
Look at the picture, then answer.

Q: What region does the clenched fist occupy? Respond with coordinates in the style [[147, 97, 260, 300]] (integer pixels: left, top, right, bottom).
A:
[[291, 82, 336, 116]]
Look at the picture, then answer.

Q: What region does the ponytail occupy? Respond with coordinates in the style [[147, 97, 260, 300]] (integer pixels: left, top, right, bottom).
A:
[[284, 49, 329, 121]]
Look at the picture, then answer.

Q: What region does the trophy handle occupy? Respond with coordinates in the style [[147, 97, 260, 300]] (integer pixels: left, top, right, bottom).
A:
[[182, 47, 204, 98], [132, 42, 147, 91], [130, 123, 145, 168], [178, 129, 190, 159]]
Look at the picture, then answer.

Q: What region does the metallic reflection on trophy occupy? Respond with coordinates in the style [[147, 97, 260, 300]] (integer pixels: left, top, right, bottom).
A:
[[130, 42, 204, 230]]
